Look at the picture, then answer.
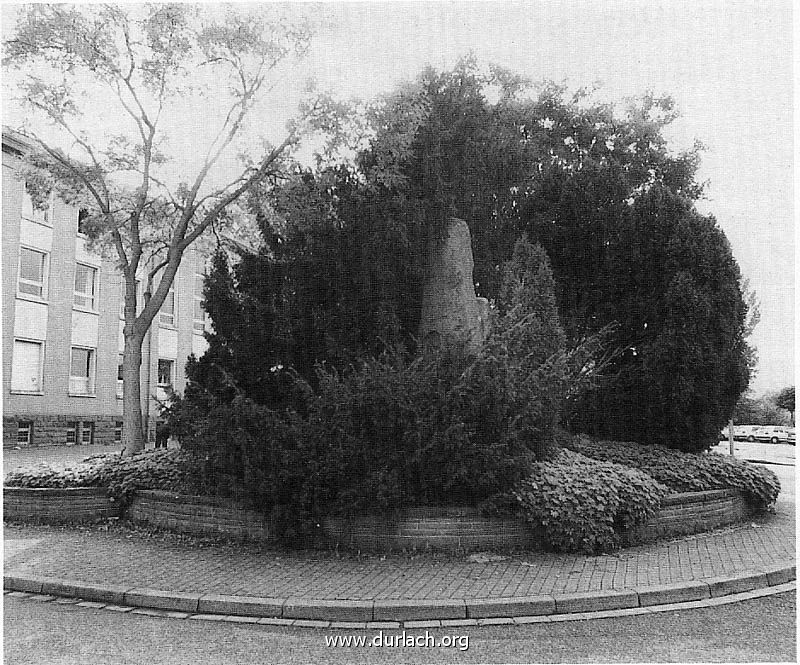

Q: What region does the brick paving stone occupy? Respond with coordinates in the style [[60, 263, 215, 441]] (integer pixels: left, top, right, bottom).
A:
[[477, 617, 515, 626], [403, 620, 441, 629], [103, 604, 134, 612], [293, 619, 331, 628], [3, 508, 794, 607], [364, 621, 400, 629], [257, 617, 295, 626], [329, 621, 369, 629], [221, 615, 260, 624]]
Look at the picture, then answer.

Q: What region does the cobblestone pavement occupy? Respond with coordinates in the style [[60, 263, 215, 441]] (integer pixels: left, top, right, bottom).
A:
[[4, 501, 794, 602]]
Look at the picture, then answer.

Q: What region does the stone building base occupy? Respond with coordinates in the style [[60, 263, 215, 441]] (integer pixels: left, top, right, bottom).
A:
[[3, 415, 122, 448]]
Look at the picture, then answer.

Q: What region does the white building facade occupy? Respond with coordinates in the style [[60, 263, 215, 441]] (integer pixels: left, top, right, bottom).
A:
[[2, 128, 210, 448]]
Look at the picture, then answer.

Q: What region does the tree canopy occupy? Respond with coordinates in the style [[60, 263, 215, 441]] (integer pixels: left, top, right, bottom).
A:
[[733, 391, 792, 426], [775, 386, 795, 423], [192, 58, 754, 452], [4, 4, 313, 452]]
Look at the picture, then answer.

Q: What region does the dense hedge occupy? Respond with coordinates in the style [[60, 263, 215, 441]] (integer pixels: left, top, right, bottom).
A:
[[562, 436, 780, 511], [4, 450, 202, 508], [514, 448, 669, 553]]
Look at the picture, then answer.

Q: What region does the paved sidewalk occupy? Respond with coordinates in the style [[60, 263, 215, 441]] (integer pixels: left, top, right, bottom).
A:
[[4, 503, 794, 605]]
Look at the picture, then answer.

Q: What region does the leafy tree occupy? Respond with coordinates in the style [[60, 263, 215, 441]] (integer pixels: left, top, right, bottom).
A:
[[732, 393, 790, 426], [774, 386, 795, 424], [4, 4, 312, 453]]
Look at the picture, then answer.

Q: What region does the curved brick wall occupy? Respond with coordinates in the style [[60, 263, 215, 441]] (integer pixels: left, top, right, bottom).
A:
[[324, 490, 753, 552], [323, 506, 538, 552], [125, 490, 275, 542], [4, 487, 752, 550], [622, 489, 751, 545], [3, 487, 118, 523]]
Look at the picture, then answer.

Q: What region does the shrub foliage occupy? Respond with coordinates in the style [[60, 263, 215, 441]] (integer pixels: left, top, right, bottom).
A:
[[562, 437, 780, 511], [170, 236, 585, 526], [514, 448, 669, 554], [4, 449, 202, 508]]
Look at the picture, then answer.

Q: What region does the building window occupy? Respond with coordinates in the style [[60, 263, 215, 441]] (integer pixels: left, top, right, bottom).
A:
[[74, 263, 98, 310], [157, 359, 174, 387], [18, 247, 48, 298], [159, 282, 176, 327], [77, 208, 89, 235], [193, 273, 206, 333], [69, 347, 96, 395], [11, 339, 44, 393], [17, 422, 33, 446], [114, 421, 123, 444], [81, 421, 95, 445], [66, 421, 78, 445], [21, 186, 53, 225], [117, 355, 124, 398]]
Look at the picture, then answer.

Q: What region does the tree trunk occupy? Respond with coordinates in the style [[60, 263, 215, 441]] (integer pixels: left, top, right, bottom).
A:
[[121, 331, 147, 456]]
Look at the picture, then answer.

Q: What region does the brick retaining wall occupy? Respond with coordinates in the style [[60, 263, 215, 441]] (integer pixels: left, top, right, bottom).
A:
[[125, 490, 274, 542], [325, 490, 753, 552], [323, 506, 537, 552], [622, 489, 751, 545], [3, 487, 119, 523], [4, 487, 753, 550]]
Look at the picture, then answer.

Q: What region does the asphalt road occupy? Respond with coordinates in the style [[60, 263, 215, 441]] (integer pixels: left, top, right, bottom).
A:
[[4, 591, 796, 664]]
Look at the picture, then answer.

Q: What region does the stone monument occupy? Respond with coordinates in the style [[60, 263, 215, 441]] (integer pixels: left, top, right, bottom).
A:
[[418, 217, 490, 354]]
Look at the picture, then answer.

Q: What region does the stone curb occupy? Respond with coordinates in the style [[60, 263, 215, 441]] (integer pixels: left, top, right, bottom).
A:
[[4, 562, 795, 627]]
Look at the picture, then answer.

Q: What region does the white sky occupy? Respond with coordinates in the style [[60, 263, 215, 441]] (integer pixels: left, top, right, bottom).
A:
[[2, 0, 794, 395]]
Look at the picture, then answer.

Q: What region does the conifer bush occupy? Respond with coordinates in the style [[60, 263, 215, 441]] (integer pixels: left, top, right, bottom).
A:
[[170, 236, 585, 524]]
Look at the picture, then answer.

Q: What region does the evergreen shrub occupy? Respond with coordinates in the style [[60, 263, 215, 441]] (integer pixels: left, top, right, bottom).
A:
[[170, 236, 582, 527], [308, 343, 544, 514], [170, 395, 319, 542]]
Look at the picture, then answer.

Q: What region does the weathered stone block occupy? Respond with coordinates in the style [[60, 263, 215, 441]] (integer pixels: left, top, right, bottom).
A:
[[467, 595, 555, 618], [124, 588, 201, 612], [373, 598, 466, 621], [553, 590, 638, 614], [708, 572, 768, 597], [418, 217, 488, 353], [637, 580, 710, 606], [198, 594, 284, 618], [283, 598, 374, 622]]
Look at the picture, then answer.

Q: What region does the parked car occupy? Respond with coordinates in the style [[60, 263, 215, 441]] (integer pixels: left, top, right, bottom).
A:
[[729, 425, 762, 441], [752, 426, 792, 444]]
